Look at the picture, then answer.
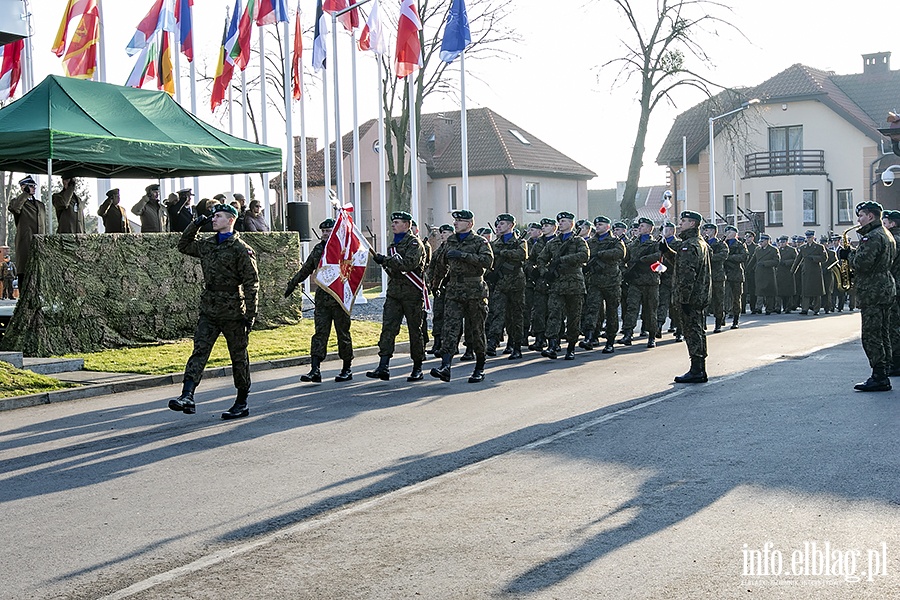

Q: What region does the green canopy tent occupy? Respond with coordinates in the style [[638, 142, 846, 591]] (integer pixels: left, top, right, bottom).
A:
[[0, 74, 282, 179]]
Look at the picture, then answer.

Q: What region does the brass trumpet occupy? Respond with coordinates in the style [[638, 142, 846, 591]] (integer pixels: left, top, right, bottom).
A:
[[835, 224, 861, 291]]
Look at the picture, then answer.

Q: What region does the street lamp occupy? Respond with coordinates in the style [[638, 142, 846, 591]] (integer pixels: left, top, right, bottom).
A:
[[709, 98, 760, 223]]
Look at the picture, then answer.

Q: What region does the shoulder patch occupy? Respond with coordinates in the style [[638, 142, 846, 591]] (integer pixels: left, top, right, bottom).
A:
[[681, 247, 689, 251], [861, 237, 868, 242], [246, 247, 255, 257]]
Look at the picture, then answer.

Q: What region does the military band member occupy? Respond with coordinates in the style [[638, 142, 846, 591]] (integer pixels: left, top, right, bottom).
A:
[[169, 203, 259, 420], [582, 215, 626, 353], [430, 209, 494, 383], [9, 176, 46, 291], [791, 230, 827, 315], [620, 217, 661, 347], [776, 235, 797, 313], [723, 225, 747, 329], [285, 219, 354, 384], [748, 233, 778, 314], [527, 218, 557, 352], [661, 210, 711, 383], [368, 211, 428, 382], [538, 212, 589, 359], [486, 213, 527, 359], [840, 202, 897, 391]]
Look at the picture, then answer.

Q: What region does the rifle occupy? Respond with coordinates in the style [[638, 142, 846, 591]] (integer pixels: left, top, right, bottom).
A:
[[486, 221, 496, 236]]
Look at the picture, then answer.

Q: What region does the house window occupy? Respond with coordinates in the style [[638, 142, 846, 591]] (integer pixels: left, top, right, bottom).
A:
[[803, 190, 818, 225], [723, 195, 735, 222], [837, 189, 854, 224], [448, 184, 458, 212], [525, 182, 540, 212], [767, 191, 783, 226], [768, 125, 803, 173]]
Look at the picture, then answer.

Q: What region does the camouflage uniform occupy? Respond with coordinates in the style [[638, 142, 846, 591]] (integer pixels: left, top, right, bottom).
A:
[[723, 237, 747, 324], [791, 238, 827, 314], [656, 233, 678, 334], [377, 231, 427, 362], [523, 234, 541, 337], [179, 219, 259, 391], [583, 232, 626, 346], [887, 221, 900, 372], [706, 234, 728, 328], [540, 232, 590, 349], [849, 219, 897, 381], [527, 234, 553, 346], [486, 233, 527, 350], [666, 226, 711, 361], [437, 231, 494, 356], [621, 234, 661, 339], [427, 241, 449, 351], [287, 240, 352, 363]]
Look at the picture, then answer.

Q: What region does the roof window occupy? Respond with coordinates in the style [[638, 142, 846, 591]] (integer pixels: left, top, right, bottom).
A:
[[509, 129, 531, 145]]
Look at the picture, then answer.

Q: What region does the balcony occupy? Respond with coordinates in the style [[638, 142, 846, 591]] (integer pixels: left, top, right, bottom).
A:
[[745, 150, 826, 177]]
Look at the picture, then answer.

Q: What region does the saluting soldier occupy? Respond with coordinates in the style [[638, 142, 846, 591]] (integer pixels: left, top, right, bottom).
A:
[[169, 203, 259, 420], [620, 217, 661, 347], [582, 215, 626, 353], [775, 235, 797, 313], [882, 210, 900, 375], [8, 176, 46, 292], [98, 188, 132, 233], [661, 210, 711, 383], [748, 233, 779, 314], [722, 225, 747, 329], [285, 219, 354, 384], [430, 209, 494, 383], [132, 183, 168, 232], [427, 223, 454, 355], [527, 217, 557, 352], [539, 211, 589, 359], [791, 230, 827, 315], [486, 213, 527, 359], [840, 202, 897, 391], [368, 211, 428, 383], [53, 177, 85, 234]]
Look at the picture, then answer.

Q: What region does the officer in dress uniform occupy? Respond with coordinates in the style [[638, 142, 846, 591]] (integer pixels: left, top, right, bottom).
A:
[[53, 177, 85, 234], [723, 225, 747, 329], [776, 235, 797, 314], [132, 183, 168, 232], [8, 176, 46, 292], [791, 229, 827, 315], [98, 188, 132, 233]]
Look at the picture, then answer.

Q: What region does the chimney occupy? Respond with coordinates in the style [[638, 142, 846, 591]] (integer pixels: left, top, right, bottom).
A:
[[291, 136, 318, 156], [862, 51, 891, 75], [433, 114, 454, 159]]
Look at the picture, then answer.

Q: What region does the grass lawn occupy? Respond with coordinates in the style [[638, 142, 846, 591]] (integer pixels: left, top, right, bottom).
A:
[[0, 362, 78, 398], [64, 320, 406, 375]]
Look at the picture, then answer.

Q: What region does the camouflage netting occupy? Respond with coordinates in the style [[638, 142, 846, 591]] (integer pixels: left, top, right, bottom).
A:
[[0, 232, 303, 357]]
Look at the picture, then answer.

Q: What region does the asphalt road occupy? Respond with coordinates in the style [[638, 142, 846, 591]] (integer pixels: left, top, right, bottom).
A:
[[2, 311, 899, 599]]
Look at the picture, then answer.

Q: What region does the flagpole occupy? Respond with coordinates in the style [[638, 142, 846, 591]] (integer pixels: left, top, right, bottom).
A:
[[350, 32, 361, 218], [460, 51, 469, 211], [242, 69, 251, 202], [282, 19, 294, 231], [173, 36, 185, 192], [377, 60, 387, 297], [22, 0, 35, 92], [330, 13, 343, 204], [259, 24, 272, 230], [408, 77, 420, 227], [322, 70, 332, 212], [189, 1, 199, 200], [229, 84, 235, 193], [96, 0, 110, 232]]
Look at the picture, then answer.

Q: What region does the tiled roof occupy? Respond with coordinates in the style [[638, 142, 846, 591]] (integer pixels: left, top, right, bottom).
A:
[[656, 61, 900, 165], [300, 107, 595, 186]]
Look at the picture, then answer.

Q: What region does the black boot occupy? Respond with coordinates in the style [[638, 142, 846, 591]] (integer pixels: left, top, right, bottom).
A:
[[301, 357, 322, 383], [854, 370, 892, 392], [730, 316, 739, 330], [502, 345, 513, 355], [542, 338, 559, 359], [460, 347, 475, 361], [485, 340, 497, 357], [618, 333, 633, 346], [469, 354, 486, 383], [407, 361, 424, 382], [579, 330, 593, 350], [713, 318, 723, 333], [647, 336, 656, 348], [334, 359, 353, 382], [221, 388, 250, 420], [602, 340, 615, 354], [366, 356, 391, 381], [564, 341, 576, 360], [508, 344, 523, 360], [428, 337, 441, 355], [430, 353, 452, 382], [168, 379, 197, 414], [528, 335, 545, 352], [674, 358, 708, 384]]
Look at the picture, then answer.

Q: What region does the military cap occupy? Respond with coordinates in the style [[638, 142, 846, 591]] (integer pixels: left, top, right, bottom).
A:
[[664, 221, 675, 228], [681, 210, 703, 222], [212, 203, 238, 218], [319, 218, 336, 229], [792, 235, 804, 242], [106, 188, 119, 198], [540, 217, 557, 226], [856, 201, 883, 215], [594, 215, 611, 224], [232, 192, 246, 201], [575, 219, 590, 229], [804, 229, 816, 237], [778, 235, 789, 241], [884, 210, 900, 222], [637, 217, 654, 226], [476, 227, 493, 235], [213, 193, 227, 201], [759, 233, 771, 241], [744, 230, 757, 239], [613, 221, 627, 229], [724, 225, 738, 233], [145, 183, 160, 193], [452, 209, 474, 220], [391, 211, 413, 222], [556, 211, 575, 221], [527, 221, 542, 230], [438, 223, 454, 233], [496, 213, 516, 224], [18, 175, 36, 187], [701, 223, 718, 231], [177, 188, 193, 196]]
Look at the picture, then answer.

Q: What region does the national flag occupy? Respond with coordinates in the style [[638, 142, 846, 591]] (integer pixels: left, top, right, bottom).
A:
[[394, 0, 422, 78], [52, 0, 92, 57], [315, 205, 370, 314], [0, 40, 24, 102], [125, 35, 158, 89], [323, 0, 358, 32], [291, 2, 303, 100], [175, 0, 193, 61], [439, 0, 470, 63], [312, 0, 328, 72], [61, 0, 100, 79], [235, 0, 258, 71], [211, 1, 242, 112], [257, 0, 289, 26], [659, 196, 672, 215], [126, 0, 177, 57], [157, 31, 175, 95], [358, 0, 387, 55]]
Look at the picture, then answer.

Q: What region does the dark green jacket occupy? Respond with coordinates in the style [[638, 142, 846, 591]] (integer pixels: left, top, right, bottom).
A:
[[178, 220, 259, 320], [527, 235, 553, 292], [724, 238, 747, 282], [850, 221, 897, 308], [288, 240, 328, 299], [440, 230, 494, 301], [791, 241, 827, 296], [383, 232, 426, 300], [707, 237, 728, 282], [663, 227, 710, 308], [776, 245, 797, 296], [489, 233, 527, 292], [539, 231, 590, 295], [586, 232, 626, 289], [624, 235, 661, 287], [749, 244, 779, 296], [887, 225, 900, 297]]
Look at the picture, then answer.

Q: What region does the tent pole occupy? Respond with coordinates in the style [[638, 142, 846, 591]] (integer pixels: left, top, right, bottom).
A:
[[46, 159, 53, 234]]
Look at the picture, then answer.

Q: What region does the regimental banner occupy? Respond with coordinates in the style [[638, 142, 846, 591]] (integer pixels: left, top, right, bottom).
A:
[[315, 205, 370, 314]]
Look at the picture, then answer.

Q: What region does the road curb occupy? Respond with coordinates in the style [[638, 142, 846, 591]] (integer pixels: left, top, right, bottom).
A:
[[0, 342, 408, 413]]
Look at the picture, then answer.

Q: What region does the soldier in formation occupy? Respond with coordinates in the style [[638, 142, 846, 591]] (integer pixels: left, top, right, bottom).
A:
[[539, 211, 589, 360], [485, 213, 527, 359]]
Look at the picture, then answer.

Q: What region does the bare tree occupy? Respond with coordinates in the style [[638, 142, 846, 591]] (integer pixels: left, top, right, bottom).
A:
[[599, 0, 743, 221]]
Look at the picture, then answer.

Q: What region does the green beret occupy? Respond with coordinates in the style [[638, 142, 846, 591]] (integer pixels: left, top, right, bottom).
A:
[[527, 222, 542, 230], [701, 223, 718, 231], [438, 223, 454, 233], [319, 218, 336, 229], [593, 215, 611, 224], [391, 211, 413, 222], [496, 213, 516, 224], [637, 217, 654, 226], [884, 210, 900, 222], [452, 209, 474, 220], [476, 227, 492, 235], [212, 203, 238, 218], [556, 211, 575, 221], [681, 210, 703, 222], [540, 217, 557, 226], [575, 219, 591, 229], [664, 221, 675, 228], [856, 201, 883, 215], [613, 221, 627, 229]]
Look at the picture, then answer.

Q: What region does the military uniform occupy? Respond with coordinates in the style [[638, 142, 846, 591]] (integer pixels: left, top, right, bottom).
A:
[[748, 237, 779, 314], [52, 181, 85, 234], [486, 216, 527, 356], [98, 189, 132, 233], [167, 191, 194, 233], [0, 258, 16, 299], [621, 223, 661, 344], [539, 219, 589, 358], [582, 223, 625, 351], [131, 184, 169, 232], [656, 229, 679, 336], [821, 242, 838, 313], [743, 237, 758, 314], [723, 231, 747, 328], [776, 238, 797, 313], [523, 224, 543, 341], [846, 203, 897, 390], [8, 177, 46, 289], [705, 228, 728, 331], [884, 213, 900, 374], [791, 233, 827, 315], [427, 225, 454, 354], [527, 221, 556, 350]]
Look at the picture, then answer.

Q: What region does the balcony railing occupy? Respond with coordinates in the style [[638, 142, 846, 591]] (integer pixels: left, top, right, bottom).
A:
[[745, 150, 826, 177]]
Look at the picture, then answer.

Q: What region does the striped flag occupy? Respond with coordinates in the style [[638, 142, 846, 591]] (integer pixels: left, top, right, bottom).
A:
[[235, 0, 258, 71], [291, 2, 303, 100], [312, 0, 328, 72], [315, 205, 370, 314], [175, 0, 193, 61], [125, 35, 158, 88], [157, 31, 175, 95], [358, 0, 387, 55], [0, 40, 24, 101], [394, 0, 422, 78], [323, 0, 358, 31], [256, 0, 289, 26], [211, 0, 242, 111], [126, 0, 177, 56]]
